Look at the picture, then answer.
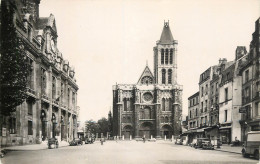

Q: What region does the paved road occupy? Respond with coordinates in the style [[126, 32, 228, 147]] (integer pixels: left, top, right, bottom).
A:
[[1, 140, 258, 164]]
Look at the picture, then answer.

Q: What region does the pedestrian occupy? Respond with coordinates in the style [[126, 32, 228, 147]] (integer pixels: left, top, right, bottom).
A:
[[142, 136, 145, 143], [100, 137, 104, 145]]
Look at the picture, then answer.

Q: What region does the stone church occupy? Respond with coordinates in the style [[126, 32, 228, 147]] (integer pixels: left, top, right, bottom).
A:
[[112, 21, 183, 139]]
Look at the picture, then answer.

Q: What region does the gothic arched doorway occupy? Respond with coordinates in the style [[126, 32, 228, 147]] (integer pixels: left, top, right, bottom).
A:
[[161, 124, 173, 139], [139, 122, 155, 139], [122, 125, 133, 139]]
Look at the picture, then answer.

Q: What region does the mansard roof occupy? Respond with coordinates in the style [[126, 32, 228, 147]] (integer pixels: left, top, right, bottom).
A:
[[159, 21, 174, 44], [37, 14, 57, 34], [137, 65, 154, 85]]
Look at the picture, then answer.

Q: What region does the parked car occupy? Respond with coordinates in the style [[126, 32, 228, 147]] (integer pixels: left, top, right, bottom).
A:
[[85, 137, 95, 144], [194, 138, 214, 150], [175, 138, 183, 145], [242, 131, 260, 160], [48, 138, 59, 149], [69, 138, 83, 146]]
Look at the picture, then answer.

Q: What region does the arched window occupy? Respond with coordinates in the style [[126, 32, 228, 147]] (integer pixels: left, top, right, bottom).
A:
[[169, 98, 172, 111], [162, 98, 165, 111], [170, 49, 173, 64], [161, 116, 164, 123], [165, 49, 169, 64], [129, 98, 133, 111], [168, 69, 172, 84], [165, 99, 169, 111], [165, 116, 169, 123], [144, 107, 151, 119], [124, 98, 127, 111], [127, 117, 131, 123], [161, 49, 164, 64], [162, 69, 166, 84]]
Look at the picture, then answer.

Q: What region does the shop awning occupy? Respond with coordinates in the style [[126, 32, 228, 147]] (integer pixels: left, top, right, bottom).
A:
[[219, 126, 232, 130]]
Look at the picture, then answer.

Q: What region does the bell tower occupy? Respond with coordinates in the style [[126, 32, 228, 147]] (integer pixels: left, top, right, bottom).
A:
[[154, 21, 178, 85]]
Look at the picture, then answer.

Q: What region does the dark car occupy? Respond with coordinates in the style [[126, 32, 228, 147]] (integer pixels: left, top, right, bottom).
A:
[[69, 138, 83, 146], [85, 137, 95, 144], [48, 138, 59, 149], [194, 138, 214, 150]]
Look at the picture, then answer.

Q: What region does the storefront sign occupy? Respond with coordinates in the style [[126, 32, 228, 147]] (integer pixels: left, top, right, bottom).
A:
[[239, 107, 246, 113], [2, 128, 6, 137]]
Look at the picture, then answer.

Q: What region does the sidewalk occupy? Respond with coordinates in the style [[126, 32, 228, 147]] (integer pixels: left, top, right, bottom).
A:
[[214, 144, 242, 154], [1, 141, 69, 151]]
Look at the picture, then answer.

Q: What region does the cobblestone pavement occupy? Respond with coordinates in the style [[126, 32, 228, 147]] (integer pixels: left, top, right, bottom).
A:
[[1, 140, 259, 164]]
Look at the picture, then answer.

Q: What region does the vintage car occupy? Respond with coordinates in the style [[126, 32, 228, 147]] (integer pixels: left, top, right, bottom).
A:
[[175, 138, 183, 145], [242, 131, 260, 160], [48, 138, 59, 149], [194, 138, 214, 150], [69, 138, 83, 146], [85, 137, 95, 144]]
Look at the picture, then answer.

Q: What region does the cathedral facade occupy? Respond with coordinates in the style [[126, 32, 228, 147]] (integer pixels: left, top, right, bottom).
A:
[[112, 22, 183, 139]]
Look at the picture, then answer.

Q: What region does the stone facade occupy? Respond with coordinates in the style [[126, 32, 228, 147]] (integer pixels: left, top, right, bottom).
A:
[[0, 0, 79, 146], [112, 21, 183, 139], [185, 17, 260, 145]]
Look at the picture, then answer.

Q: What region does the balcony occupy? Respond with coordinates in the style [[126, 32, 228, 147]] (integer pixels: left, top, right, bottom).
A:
[[41, 94, 50, 103], [52, 99, 59, 107]]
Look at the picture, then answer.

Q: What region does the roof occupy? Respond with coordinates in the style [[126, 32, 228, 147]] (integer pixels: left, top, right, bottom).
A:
[[137, 65, 154, 85], [159, 21, 174, 44]]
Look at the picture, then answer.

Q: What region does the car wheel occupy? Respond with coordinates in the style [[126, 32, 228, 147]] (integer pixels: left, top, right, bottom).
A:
[[242, 149, 249, 158], [254, 150, 259, 160]]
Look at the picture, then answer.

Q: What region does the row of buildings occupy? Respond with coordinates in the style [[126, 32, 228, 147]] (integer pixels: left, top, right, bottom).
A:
[[185, 18, 260, 144], [112, 21, 183, 139], [0, 0, 79, 146]]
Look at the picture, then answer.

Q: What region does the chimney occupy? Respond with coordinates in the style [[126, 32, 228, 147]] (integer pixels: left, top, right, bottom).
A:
[[235, 46, 247, 60]]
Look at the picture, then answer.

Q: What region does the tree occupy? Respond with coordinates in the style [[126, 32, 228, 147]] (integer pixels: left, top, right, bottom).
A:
[[85, 120, 99, 137], [0, 1, 30, 116], [97, 117, 109, 136], [108, 111, 113, 135]]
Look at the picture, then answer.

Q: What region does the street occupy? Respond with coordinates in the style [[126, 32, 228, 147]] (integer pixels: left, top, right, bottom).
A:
[[1, 140, 258, 164]]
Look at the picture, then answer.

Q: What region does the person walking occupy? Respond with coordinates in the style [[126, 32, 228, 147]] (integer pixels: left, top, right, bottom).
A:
[[100, 137, 104, 145], [142, 136, 145, 143]]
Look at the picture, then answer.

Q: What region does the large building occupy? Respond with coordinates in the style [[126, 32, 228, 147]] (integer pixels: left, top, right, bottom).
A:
[[185, 17, 260, 145], [0, 0, 79, 146], [112, 21, 183, 139]]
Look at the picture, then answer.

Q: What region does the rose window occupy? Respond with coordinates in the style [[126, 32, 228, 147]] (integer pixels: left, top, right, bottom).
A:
[[143, 92, 153, 102]]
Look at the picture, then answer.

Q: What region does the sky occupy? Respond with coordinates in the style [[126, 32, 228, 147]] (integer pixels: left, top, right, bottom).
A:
[[39, 0, 260, 122]]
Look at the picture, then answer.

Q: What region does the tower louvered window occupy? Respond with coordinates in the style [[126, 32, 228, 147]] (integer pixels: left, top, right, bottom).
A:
[[161, 49, 164, 64], [165, 49, 169, 64], [168, 69, 172, 84], [162, 69, 166, 84], [170, 49, 173, 64]]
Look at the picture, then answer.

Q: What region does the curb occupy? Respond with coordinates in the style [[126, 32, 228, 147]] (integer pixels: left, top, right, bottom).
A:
[[1, 144, 70, 152], [214, 149, 241, 155]]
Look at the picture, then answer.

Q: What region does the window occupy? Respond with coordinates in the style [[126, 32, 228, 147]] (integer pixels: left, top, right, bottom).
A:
[[216, 82, 218, 92], [224, 110, 227, 122], [52, 76, 56, 99], [205, 84, 208, 95], [201, 102, 203, 112], [205, 100, 208, 112], [72, 92, 75, 105], [201, 87, 204, 97], [26, 58, 33, 89], [28, 27, 32, 41], [9, 117, 16, 134], [210, 116, 213, 125], [162, 98, 165, 111], [67, 88, 70, 106], [165, 49, 169, 64], [170, 49, 173, 64], [168, 98, 172, 111], [124, 99, 127, 111], [245, 70, 249, 82], [205, 116, 207, 124], [165, 116, 169, 123], [27, 101, 33, 115], [28, 120, 33, 135], [168, 69, 172, 84], [144, 107, 151, 119], [162, 69, 166, 84], [41, 68, 46, 95], [190, 110, 192, 119], [61, 82, 64, 103], [225, 88, 228, 101], [196, 108, 198, 116], [255, 102, 260, 117], [161, 49, 164, 64], [215, 114, 218, 124]]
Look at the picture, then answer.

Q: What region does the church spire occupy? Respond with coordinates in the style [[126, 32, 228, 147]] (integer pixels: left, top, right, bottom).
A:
[[159, 20, 174, 44]]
